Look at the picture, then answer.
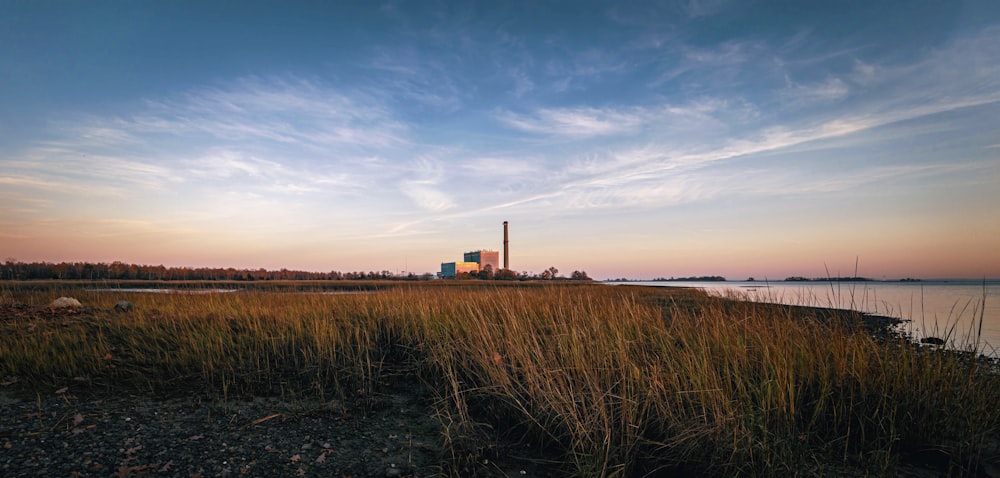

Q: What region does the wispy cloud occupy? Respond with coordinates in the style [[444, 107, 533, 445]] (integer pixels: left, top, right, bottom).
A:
[[0, 74, 440, 251], [780, 76, 849, 106], [520, 102, 717, 152], [469, 105, 903, 216], [683, 40, 762, 66], [184, 149, 279, 179], [4, 76, 412, 203], [364, 47, 466, 112], [0, 175, 68, 190], [129, 76, 408, 150], [460, 156, 542, 179], [397, 157, 454, 212], [679, 0, 730, 18], [497, 106, 649, 137], [544, 48, 630, 93], [4, 148, 180, 194], [508, 68, 535, 97], [647, 39, 768, 88], [478, 28, 1000, 216], [0, 187, 54, 221], [398, 181, 454, 212]]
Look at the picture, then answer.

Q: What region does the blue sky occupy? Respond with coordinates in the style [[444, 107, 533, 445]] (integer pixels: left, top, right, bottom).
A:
[[2, 1, 999, 279]]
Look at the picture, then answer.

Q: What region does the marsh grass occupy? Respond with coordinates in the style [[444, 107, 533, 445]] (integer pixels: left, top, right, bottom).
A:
[[1, 282, 997, 476]]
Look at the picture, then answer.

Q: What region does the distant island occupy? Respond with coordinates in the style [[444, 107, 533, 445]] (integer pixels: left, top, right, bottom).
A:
[[783, 276, 923, 282], [606, 276, 929, 283], [652, 276, 727, 282], [784, 276, 872, 282]]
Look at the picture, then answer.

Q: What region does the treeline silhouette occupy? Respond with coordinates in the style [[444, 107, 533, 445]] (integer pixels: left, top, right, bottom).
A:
[[0, 260, 425, 281], [0, 260, 592, 282]]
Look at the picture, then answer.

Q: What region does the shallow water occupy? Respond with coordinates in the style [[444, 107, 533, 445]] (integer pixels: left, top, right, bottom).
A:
[[87, 288, 238, 294], [616, 280, 1000, 356]]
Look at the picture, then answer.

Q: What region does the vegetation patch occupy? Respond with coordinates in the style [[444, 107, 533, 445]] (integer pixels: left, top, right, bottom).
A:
[[1, 282, 997, 476]]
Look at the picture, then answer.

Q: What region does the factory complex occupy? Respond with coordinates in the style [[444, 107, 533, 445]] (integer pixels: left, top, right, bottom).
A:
[[439, 255, 495, 278], [439, 222, 509, 278]]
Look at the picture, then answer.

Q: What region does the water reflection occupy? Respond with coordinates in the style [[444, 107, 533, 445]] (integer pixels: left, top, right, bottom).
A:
[[614, 280, 999, 356], [87, 288, 238, 294]]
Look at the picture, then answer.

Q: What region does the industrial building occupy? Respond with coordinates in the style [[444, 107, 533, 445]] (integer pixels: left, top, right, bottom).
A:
[[439, 261, 480, 278], [464, 250, 499, 272], [438, 222, 510, 278]]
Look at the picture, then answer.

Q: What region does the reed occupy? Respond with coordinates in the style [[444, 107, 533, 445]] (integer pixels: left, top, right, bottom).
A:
[[1, 283, 996, 476]]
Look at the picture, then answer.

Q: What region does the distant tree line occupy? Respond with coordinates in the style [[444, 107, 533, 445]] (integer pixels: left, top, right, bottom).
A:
[[447, 264, 591, 281], [0, 260, 591, 282], [0, 260, 434, 281], [652, 276, 727, 282]]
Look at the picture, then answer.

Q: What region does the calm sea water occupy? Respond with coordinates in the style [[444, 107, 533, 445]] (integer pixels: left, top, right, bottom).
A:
[[614, 280, 1000, 356]]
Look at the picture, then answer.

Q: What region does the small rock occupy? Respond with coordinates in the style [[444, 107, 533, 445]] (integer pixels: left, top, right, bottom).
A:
[[50, 297, 82, 308], [114, 300, 134, 312]]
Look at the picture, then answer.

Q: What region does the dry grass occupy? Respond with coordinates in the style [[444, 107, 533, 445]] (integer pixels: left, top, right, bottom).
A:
[[1, 282, 997, 476]]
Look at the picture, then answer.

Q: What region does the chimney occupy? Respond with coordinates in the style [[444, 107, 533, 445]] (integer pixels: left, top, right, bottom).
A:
[[503, 221, 509, 270]]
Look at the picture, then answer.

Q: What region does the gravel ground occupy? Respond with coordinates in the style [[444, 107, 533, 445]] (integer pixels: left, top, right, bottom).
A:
[[0, 379, 557, 478], [6, 384, 998, 478], [0, 384, 454, 478]]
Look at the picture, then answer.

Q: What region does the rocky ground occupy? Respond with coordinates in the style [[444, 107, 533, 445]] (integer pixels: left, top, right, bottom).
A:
[[0, 382, 553, 478], [1, 385, 442, 477]]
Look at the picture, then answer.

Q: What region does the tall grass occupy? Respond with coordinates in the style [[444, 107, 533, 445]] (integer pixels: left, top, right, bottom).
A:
[[1, 283, 997, 476]]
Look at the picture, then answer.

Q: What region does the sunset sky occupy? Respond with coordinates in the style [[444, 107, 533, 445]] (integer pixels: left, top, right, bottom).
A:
[[2, 1, 999, 280]]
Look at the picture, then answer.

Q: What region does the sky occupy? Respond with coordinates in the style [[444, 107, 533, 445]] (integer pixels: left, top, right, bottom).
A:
[[1, 1, 999, 280]]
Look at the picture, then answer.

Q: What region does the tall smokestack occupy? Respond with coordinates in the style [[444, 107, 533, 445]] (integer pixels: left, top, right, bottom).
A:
[[503, 221, 509, 270]]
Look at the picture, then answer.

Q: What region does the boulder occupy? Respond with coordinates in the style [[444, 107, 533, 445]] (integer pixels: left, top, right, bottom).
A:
[[114, 300, 134, 312], [920, 336, 946, 346], [50, 297, 82, 308]]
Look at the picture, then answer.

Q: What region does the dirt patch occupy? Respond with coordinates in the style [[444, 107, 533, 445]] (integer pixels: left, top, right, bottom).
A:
[[0, 385, 447, 477]]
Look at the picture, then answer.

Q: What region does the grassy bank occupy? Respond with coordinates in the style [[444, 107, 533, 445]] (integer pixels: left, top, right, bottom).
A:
[[1, 282, 997, 476]]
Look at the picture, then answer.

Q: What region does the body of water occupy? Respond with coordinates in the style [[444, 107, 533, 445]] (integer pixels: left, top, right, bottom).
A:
[[614, 280, 1000, 356], [87, 288, 238, 294]]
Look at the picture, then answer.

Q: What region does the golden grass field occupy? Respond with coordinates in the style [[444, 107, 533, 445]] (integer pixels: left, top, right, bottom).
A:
[[1, 281, 997, 476]]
